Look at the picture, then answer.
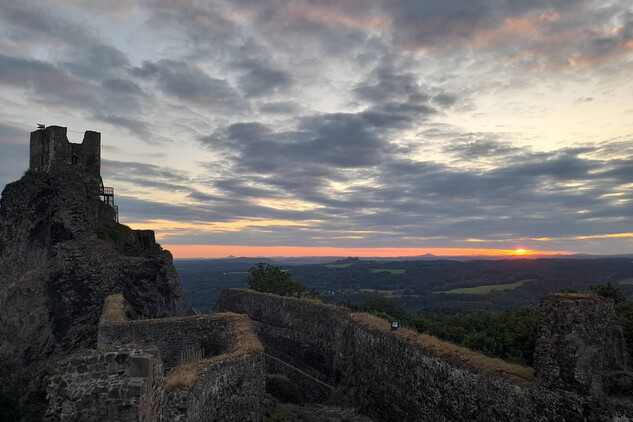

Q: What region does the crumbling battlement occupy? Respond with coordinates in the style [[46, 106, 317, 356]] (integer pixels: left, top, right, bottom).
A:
[[215, 289, 633, 422], [99, 309, 238, 371], [534, 294, 630, 396], [30, 126, 101, 178]]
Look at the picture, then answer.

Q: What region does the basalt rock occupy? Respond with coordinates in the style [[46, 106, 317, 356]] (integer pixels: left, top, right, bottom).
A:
[[0, 127, 186, 419], [0, 170, 186, 368]]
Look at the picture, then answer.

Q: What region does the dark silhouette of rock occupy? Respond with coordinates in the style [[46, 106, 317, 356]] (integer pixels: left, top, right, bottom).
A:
[[0, 126, 186, 419]]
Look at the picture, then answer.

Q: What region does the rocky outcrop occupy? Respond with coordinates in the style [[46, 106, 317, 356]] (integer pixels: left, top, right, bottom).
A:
[[0, 158, 186, 419], [0, 169, 185, 367]]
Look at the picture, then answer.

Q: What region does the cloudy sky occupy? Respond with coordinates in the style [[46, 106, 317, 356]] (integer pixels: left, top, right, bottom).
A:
[[1, 0, 632, 258]]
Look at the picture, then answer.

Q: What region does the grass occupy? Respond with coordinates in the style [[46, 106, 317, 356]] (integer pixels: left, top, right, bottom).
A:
[[324, 263, 353, 268], [350, 312, 534, 383], [552, 292, 600, 299], [441, 280, 532, 294], [96, 222, 133, 244], [164, 313, 264, 392], [370, 268, 405, 275], [359, 288, 406, 296], [99, 294, 128, 325]]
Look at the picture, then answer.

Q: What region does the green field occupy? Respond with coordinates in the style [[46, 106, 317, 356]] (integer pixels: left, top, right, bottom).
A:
[[618, 278, 633, 285], [370, 268, 406, 275], [324, 263, 354, 268], [441, 280, 532, 294]]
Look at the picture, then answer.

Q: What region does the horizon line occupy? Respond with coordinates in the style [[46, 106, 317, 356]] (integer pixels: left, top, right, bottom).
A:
[[162, 244, 577, 259]]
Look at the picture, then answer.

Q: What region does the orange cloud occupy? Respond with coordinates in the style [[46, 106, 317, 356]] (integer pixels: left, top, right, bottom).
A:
[[461, 13, 560, 49], [574, 233, 633, 240], [281, 3, 390, 31], [128, 219, 316, 234]]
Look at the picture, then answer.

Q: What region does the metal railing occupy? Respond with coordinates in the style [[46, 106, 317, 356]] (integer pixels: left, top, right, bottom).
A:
[[99, 186, 114, 196]]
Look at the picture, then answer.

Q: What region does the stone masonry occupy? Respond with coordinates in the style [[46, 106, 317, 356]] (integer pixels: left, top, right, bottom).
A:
[[216, 288, 633, 422], [534, 293, 630, 396], [44, 294, 266, 421], [45, 346, 164, 422]]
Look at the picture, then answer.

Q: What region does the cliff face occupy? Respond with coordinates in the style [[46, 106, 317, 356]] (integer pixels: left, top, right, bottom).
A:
[[0, 169, 186, 367]]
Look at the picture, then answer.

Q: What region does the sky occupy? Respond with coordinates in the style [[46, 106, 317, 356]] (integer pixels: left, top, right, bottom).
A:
[[0, 0, 632, 258]]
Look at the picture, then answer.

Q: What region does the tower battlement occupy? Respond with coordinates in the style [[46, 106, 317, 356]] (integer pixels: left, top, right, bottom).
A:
[[29, 126, 101, 177], [29, 125, 118, 222]]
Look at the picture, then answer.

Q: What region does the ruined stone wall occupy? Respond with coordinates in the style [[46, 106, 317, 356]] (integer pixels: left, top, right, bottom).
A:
[[215, 289, 633, 422], [45, 346, 164, 422], [214, 288, 349, 389], [97, 302, 266, 421], [29, 126, 100, 179], [99, 313, 234, 371], [534, 294, 629, 396], [165, 353, 265, 422]]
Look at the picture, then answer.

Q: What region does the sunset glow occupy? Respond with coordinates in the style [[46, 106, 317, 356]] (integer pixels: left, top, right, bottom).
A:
[[0, 0, 632, 258], [163, 245, 573, 259]]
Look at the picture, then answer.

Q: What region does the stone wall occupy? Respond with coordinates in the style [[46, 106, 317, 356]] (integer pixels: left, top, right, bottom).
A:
[[30, 126, 101, 179], [215, 289, 633, 422], [534, 293, 629, 395], [45, 346, 164, 422], [99, 313, 233, 371], [97, 297, 266, 421], [165, 353, 265, 422]]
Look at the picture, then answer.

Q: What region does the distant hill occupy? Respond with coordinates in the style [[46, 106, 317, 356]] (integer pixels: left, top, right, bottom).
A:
[[174, 257, 633, 313]]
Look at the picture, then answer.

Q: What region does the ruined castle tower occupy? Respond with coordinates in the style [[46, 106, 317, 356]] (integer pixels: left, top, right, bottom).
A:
[[30, 126, 101, 176], [29, 125, 117, 222], [533, 294, 629, 396]]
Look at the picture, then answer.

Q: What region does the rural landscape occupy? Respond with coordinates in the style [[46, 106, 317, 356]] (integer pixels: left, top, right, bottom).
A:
[[2, 0, 633, 420]]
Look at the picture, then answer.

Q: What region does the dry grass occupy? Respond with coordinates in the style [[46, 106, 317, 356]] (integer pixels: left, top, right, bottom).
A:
[[350, 312, 534, 383], [99, 294, 128, 325], [229, 315, 265, 355], [164, 313, 264, 392], [164, 363, 200, 391], [552, 292, 599, 299]]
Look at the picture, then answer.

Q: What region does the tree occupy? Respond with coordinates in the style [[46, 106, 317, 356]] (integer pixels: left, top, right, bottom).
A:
[[247, 263, 307, 297], [588, 282, 625, 304]]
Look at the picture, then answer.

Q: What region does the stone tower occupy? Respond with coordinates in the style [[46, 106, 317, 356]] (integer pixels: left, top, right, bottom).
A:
[[30, 125, 101, 177], [29, 125, 117, 222], [533, 293, 629, 396]]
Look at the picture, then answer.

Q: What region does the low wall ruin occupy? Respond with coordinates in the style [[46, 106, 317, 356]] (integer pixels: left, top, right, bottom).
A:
[[45, 346, 164, 422], [215, 288, 633, 422], [45, 294, 266, 421]]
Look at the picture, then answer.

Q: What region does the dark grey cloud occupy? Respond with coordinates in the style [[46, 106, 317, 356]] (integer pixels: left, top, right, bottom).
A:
[[0, 53, 99, 108], [233, 60, 293, 97], [259, 101, 303, 114], [132, 60, 245, 111], [388, 0, 584, 50], [0, 1, 98, 49], [141, 0, 239, 54], [60, 45, 131, 80], [203, 110, 396, 177], [443, 138, 523, 158], [102, 159, 190, 186]]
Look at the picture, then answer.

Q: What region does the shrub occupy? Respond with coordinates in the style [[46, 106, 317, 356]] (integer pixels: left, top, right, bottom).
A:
[[247, 263, 307, 297]]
